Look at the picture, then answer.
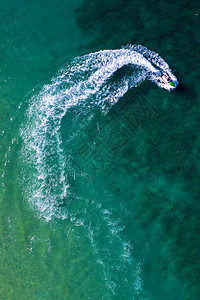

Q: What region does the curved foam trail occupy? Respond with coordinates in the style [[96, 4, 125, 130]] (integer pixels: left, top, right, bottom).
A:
[[20, 45, 177, 220]]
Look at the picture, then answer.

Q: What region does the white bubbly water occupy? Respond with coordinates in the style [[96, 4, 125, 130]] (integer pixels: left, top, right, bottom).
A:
[[19, 44, 178, 298], [20, 44, 178, 220]]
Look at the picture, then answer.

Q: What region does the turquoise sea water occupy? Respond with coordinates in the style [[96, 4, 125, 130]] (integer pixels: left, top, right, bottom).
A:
[[0, 0, 200, 299]]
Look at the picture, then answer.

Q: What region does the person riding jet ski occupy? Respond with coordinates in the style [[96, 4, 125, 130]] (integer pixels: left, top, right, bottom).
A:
[[159, 73, 175, 88]]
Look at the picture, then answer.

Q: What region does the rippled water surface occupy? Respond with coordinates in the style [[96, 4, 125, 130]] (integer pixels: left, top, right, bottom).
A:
[[0, 0, 200, 299]]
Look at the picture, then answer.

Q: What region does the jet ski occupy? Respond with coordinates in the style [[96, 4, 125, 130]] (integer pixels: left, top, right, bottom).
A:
[[159, 73, 176, 89]]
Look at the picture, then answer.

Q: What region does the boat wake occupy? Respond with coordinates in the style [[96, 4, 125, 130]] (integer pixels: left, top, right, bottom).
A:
[[20, 44, 178, 220], [19, 44, 178, 298]]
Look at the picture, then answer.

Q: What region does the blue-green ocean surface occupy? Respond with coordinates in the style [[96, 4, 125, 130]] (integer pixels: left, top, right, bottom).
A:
[[0, 0, 200, 299]]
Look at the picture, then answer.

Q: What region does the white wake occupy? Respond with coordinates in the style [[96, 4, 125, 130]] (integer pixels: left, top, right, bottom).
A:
[[20, 44, 178, 220]]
